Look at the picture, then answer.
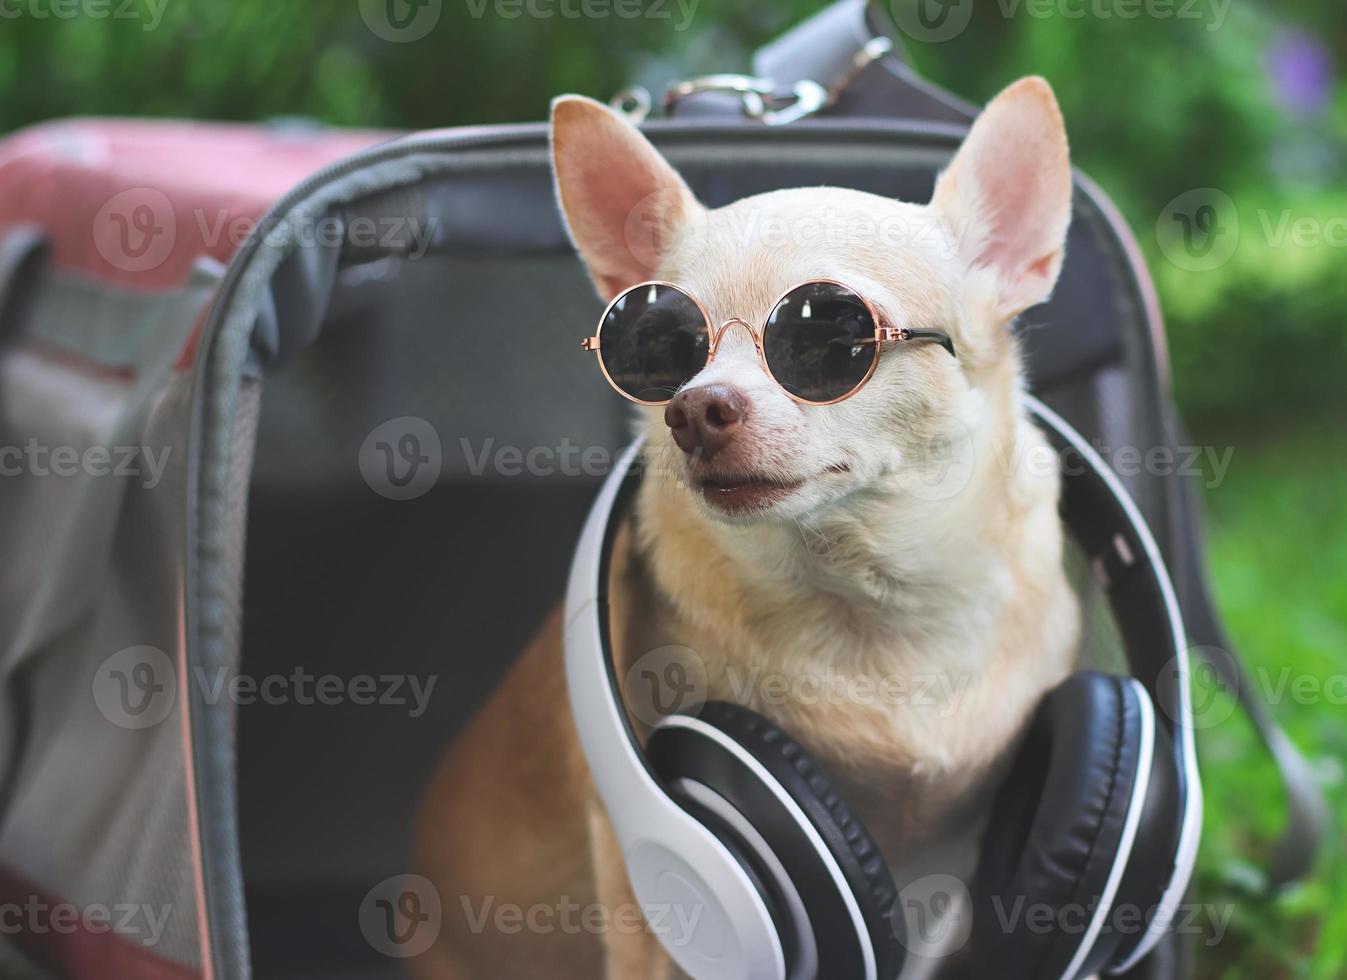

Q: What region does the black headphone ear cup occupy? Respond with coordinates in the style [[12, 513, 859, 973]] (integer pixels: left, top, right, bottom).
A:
[[647, 701, 904, 980], [972, 672, 1148, 980]]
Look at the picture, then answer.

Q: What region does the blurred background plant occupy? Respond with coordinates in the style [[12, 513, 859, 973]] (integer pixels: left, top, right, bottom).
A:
[[1, 1, 1341, 975]]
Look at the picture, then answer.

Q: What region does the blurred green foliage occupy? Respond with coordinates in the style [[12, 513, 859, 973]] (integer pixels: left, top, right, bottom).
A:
[[0, 1, 1341, 976], [1194, 419, 1347, 978]]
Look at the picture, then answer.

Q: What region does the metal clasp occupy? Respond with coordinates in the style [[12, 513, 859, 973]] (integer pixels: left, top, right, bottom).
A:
[[662, 74, 774, 119], [651, 34, 894, 127], [660, 74, 831, 127]]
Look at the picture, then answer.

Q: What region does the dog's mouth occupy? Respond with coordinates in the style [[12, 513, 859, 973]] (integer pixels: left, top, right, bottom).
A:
[[696, 472, 804, 514], [691, 462, 850, 516]]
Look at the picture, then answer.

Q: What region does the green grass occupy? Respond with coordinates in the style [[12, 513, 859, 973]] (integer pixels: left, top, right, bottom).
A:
[[1189, 415, 1347, 978]]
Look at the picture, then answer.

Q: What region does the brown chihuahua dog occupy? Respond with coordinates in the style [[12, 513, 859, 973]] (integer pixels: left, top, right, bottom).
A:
[[415, 76, 1080, 979]]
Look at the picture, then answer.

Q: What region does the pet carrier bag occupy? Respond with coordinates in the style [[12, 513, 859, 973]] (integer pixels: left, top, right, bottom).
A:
[[0, 2, 1323, 977]]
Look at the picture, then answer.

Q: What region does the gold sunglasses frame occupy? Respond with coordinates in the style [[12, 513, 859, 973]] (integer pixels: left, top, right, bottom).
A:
[[580, 278, 954, 407]]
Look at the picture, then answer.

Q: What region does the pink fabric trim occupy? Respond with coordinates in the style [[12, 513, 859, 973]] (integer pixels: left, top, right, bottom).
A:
[[0, 118, 388, 295]]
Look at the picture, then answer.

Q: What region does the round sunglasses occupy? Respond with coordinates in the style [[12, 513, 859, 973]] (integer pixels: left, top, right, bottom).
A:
[[580, 279, 956, 407]]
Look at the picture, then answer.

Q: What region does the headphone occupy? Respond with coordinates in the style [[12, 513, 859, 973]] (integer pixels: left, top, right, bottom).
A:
[[563, 395, 1202, 980]]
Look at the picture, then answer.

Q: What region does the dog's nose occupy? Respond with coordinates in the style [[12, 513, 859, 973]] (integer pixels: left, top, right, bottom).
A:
[[665, 384, 748, 458]]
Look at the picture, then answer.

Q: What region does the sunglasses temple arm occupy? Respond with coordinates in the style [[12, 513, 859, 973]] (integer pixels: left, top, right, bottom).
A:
[[867, 328, 958, 358], [907, 329, 957, 358]]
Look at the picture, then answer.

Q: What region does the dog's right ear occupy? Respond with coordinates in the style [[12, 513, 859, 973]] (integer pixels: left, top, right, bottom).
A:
[[551, 95, 703, 301], [930, 77, 1072, 323]]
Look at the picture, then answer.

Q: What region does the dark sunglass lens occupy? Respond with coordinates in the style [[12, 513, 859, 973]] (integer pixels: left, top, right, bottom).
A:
[[763, 282, 878, 403], [599, 283, 709, 403]]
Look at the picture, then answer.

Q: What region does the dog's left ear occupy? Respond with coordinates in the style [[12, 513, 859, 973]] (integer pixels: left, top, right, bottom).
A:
[[931, 77, 1072, 322]]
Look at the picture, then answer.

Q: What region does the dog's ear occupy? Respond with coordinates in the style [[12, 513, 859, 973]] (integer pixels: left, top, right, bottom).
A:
[[551, 95, 703, 301], [931, 77, 1072, 322]]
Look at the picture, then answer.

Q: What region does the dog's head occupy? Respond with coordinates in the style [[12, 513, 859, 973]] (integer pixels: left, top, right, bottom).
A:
[[551, 79, 1071, 528]]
